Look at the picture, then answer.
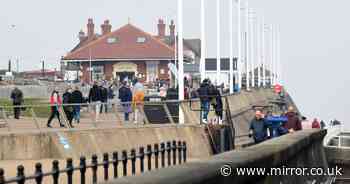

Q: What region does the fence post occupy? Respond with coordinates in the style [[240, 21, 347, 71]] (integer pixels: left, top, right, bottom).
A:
[[139, 147, 145, 173], [66, 158, 74, 184], [166, 141, 171, 166], [122, 150, 128, 176], [79, 156, 86, 184], [52, 160, 60, 184], [0, 168, 4, 184], [112, 152, 119, 178], [17, 165, 25, 184], [91, 154, 98, 184], [34, 163, 43, 184], [154, 144, 159, 169], [130, 149, 136, 175], [183, 141, 187, 163], [103, 153, 109, 181], [160, 143, 165, 168], [172, 140, 177, 165], [146, 145, 152, 171], [178, 141, 182, 164]]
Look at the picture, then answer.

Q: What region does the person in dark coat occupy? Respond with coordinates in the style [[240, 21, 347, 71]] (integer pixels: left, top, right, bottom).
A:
[[284, 106, 302, 132], [62, 87, 74, 128], [89, 82, 102, 121], [212, 87, 223, 123], [71, 86, 83, 123], [10, 87, 23, 119], [118, 81, 133, 121], [197, 80, 210, 123], [100, 84, 108, 113], [249, 110, 269, 144]]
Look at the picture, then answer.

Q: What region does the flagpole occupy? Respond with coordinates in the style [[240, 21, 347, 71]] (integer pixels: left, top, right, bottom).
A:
[[177, 0, 184, 100], [245, 0, 250, 91], [261, 19, 266, 87], [229, 0, 234, 93], [257, 17, 261, 88], [200, 0, 206, 82], [237, 0, 242, 91], [216, 0, 221, 86], [249, 9, 255, 88]]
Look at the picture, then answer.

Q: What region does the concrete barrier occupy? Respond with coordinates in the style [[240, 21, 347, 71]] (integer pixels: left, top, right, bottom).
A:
[[0, 124, 212, 160], [102, 130, 330, 184]]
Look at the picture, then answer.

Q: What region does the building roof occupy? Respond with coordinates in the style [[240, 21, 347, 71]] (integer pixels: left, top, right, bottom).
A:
[[63, 24, 175, 61]]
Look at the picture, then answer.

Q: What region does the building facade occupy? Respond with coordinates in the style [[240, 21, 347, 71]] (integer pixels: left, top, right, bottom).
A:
[[62, 18, 200, 84]]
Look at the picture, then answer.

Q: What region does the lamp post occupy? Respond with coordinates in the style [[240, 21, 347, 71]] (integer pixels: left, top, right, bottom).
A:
[[229, 0, 234, 93], [200, 0, 206, 82], [244, 0, 250, 91], [216, 0, 221, 86], [237, 0, 242, 91], [177, 0, 184, 101]]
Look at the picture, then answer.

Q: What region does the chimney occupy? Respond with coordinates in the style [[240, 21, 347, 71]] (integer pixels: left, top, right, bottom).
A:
[[157, 19, 166, 37], [101, 20, 112, 35], [87, 18, 95, 40], [78, 30, 86, 42], [169, 20, 175, 39]]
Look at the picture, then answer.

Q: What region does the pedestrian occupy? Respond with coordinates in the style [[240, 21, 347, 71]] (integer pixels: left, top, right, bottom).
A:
[[132, 79, 145, 124], [118, 81, 133, 121], [312, 118, 321, 129], [301, 116, 312, 130], [47, 88, 65, 128], [284, 106, 302, 133], [249, 110, 269, 144], [197, 79, 210, 124], [100, 84, 108, 113], [10, 87, 23, 119], [71, 86, 83, 123], [212, 87, 223, 124], [320, 120, 326, 129], [88, 81, 102, 121], [62, 87, 74, 128]]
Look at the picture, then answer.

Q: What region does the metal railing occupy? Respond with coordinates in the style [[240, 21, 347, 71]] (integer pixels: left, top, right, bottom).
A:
[[0, 140, 187, 184]]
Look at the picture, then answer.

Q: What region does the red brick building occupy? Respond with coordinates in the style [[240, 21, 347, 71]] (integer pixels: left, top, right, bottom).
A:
[[62, 18, 200, 84]]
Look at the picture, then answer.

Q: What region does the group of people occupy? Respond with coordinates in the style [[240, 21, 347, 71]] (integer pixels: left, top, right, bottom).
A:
[[249, 106, 322, 144], [197, 79, 223, 124]]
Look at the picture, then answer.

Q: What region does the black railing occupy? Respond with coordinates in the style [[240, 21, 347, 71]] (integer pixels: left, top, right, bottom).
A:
[[0, 140, 187, 184]]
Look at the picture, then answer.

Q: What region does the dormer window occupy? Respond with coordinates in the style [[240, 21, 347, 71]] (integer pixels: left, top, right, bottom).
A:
[[136, 37, 146, 43], [107, 37, 118, 44]]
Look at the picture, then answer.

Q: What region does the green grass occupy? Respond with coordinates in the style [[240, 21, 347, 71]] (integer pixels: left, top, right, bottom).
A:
[[0, 98, 51, 118]]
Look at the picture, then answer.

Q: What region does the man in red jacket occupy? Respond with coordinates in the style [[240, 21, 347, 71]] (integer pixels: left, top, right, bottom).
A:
[[284, 106, 302, 133]]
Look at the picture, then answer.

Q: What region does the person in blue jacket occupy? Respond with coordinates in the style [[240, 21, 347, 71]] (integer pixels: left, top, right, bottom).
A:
[[249, 110, 270, 144]]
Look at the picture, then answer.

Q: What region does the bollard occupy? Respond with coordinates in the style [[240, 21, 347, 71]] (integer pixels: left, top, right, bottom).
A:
[[154, 144, 159, 169], [112, 152, 119, 178], [172, 140, 177, 165], [79, 156, 86, 184], [0, 168, 4, 184], [139, 147, 145, 173], [52, 160, 60, 184], [91, 154, 98, 184], [103, 153, 109, 181], [183, 141, 187, 163], [146, 145, 152, 171], [178, 141, 182, 164], [122, 150, 128, 176], [160, 143, 165, 168], [166, 141, 171, 166], [66, 158, 74, 184], [17, 165, 25, 184], [130, 149, 136, 175]]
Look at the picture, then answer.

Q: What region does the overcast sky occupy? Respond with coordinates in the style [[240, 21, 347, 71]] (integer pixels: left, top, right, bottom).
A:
[[0, 0, 349, 127]]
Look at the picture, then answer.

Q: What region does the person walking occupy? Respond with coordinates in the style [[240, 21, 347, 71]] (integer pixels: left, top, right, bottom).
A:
[[62, 87, 74, 128], [100, 84, 108, 114], [10, 87, 23, 119], [197, 80, 210, 124], [249, 110, 269, 144], [71, 86, 83, 123], [132, 79, 145, 124], [118, 81, 133, 122], [88, 82, 102, 121], [312, 118, 321, 129], [47, 88, 65, 128], [284, 106, 302, 133], [213, 87, 223, 124]]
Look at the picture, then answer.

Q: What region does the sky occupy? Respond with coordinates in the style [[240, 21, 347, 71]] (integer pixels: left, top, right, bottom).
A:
[[0, 0, 349, 127]]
